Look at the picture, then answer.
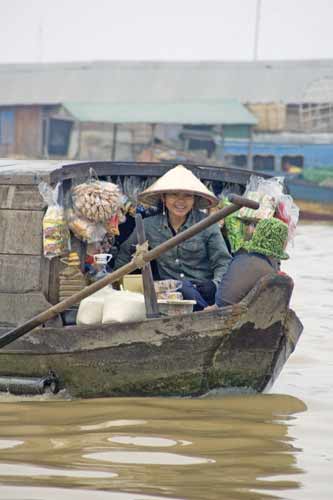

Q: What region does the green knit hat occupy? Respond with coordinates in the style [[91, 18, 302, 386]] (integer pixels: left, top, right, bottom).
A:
[[244, 218, 289, 260]]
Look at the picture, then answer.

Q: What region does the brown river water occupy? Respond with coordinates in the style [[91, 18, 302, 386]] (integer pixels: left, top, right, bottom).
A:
[[0, 223, 332, 500]]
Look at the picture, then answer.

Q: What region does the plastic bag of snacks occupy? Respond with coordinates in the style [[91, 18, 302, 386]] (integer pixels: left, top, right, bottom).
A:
[[238, 175, 283, 221], [104, 213, 120, 236], [238, 192, 276, 221], [154, 280, 182, 294], [39, 182, 70, 259], [275, 193, 299, 245], [71, 170, 121, 223], [218, 195, 245, 253], [157, 291, 183, 300], [66, 208, 106, 243]]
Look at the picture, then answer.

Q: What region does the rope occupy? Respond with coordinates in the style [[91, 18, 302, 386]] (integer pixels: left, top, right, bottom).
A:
[[132, 240, 149, 269]]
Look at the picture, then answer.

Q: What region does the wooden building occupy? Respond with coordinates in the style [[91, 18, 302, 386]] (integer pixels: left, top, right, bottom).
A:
[[0, 100, 257, 164], [1, 59, 333, 162]]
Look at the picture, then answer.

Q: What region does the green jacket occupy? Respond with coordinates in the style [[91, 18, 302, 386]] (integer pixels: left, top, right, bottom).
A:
[[115, 211, 231, 285]]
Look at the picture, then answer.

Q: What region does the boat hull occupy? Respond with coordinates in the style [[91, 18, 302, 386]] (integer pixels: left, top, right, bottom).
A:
[[286, 179, 333, 221], [0, 274, 303, 398]]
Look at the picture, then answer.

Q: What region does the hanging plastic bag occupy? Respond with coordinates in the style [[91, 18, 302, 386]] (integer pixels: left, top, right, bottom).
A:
[[104, 213, 120, 236], [238, 175, 283, 221], [39, 182, 70, 259], [218, 192, 245, 253], [275, 194, 299, 245], [66, 208, 107, 243], [154, 280, 182, 294], [122, 175, 143, 205], [71, 169, 121, 223]]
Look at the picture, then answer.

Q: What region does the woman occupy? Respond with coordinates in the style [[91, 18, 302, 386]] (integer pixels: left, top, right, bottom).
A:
[[215, 218, 289, 308], [115, 165, 231, 310]]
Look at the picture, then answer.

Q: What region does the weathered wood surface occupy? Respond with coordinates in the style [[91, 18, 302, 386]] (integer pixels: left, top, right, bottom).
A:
[[0, 210, 43, 254], [0, 185, 45, 210], [0, 255, 42, 292], [135, 213, 159, 318], [0, 292, 54, 327], [0, 196, 256, 349], [0, 275, 303, 398], [0, 159, 266, 186], [14, 107, 43, 158], [54, 161, 260, 185], [212, 273, 296, 392], [263, 309, 303, 392], [0, 305, 243, 397], [0, 159, 64, 185]]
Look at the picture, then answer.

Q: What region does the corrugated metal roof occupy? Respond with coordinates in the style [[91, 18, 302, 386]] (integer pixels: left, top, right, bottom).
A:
[[0, 60, 333, 106], [63, 100, 257, 125]]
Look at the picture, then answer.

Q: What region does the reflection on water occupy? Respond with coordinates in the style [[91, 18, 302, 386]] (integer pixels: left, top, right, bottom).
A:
[[0, 485, 181, 500], [85, 450, 214, 465], [0, 462, 117, 478], [0, 223, 332, 500], [80, 419, 147, 431], [272, 223, 333, 499], [108, 435, 189, 446], [0, 395, 306, 500]]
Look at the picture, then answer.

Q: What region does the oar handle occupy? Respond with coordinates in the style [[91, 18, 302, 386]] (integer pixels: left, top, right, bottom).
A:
[[228, 193, 258, 209], [0, 194, 259, 349]]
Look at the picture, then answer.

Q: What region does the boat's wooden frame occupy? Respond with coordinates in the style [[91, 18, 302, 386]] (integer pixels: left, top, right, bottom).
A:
[[0, 274, 302, 398], [0, 160, 303, 397], [0, 159, 255, 328]]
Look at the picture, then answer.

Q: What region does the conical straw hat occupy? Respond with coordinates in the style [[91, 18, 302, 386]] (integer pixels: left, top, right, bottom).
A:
[[138, 165, 218, 209]]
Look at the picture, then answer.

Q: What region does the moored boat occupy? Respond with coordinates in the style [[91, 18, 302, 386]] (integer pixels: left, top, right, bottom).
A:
[[285, 176, 333, 221]]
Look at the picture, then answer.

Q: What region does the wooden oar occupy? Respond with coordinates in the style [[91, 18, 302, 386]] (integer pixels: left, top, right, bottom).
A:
[[0, 194, 258, 349], [135, 214, 160, 318]]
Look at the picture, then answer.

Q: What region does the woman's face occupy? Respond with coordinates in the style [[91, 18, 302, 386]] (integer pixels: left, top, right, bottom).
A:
[[243, 221, 257, 241], [164, 192, 195, 219]]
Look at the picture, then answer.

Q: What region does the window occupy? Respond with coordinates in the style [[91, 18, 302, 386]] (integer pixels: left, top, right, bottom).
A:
[[47, 118, 73, 156], [229, 154, 247, 167], [181, 125, 216, 158], [253, 155, 275, 171], [187, 138, 216, 157], [0, 110, 14, 145], [281, 155, 304, 172]]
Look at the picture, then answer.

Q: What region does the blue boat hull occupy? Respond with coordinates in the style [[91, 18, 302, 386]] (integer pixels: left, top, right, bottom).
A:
[[286, 179, 333, 220]]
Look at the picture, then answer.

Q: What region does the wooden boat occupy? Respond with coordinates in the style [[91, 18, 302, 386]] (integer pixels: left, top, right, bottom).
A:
[[0, 160, 303, 397], [0, 273, 302, 398], [285, 176, 333, 221]]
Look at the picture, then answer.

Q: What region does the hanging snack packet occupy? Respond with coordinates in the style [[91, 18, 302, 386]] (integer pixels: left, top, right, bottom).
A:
[[275, 193, 299, 245], [238, 175, 283, 221], [218, 195, 245, 253], [39, 182, 70, 259], [104, 213, 120, 236], [71, 169, 121, 223], [66, 208, 107, 243]]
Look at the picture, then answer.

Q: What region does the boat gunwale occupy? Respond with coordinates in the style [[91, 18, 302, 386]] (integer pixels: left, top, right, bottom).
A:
[[0, 274, 296, 355], [0, 159, 271, 186]]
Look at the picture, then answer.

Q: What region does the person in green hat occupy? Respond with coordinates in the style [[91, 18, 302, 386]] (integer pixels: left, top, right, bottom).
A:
[[214, 218, 289, 308]]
